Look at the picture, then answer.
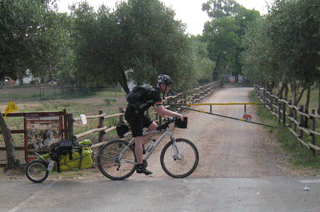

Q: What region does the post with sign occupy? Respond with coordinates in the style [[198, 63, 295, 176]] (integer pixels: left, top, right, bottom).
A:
[[24, 112, 64, 162]]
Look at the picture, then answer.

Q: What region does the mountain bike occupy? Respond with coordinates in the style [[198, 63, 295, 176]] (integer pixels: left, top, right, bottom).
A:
[[97, 117, 199, 180]]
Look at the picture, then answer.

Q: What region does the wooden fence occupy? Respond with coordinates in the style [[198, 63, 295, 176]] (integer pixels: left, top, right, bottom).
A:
[[255, 85, 320, 156], [0, 81, 220, 166]]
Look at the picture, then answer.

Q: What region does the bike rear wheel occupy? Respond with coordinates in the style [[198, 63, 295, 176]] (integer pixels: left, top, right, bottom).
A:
[[26, 160, 49, 183], [98, 140, 136, 180], [160, 138, 199, 178]]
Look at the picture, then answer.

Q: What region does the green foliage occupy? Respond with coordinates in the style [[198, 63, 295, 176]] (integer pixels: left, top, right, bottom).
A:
[[241, 0, 320, 108], [202, 0, 261, 78], [202, 0, 241, 19], [203, 17, 240, 74], [0, 0, 66, 82], [69, 0, 198, 93], [0, 0, 213, 94], [190, 36, 216, 83]]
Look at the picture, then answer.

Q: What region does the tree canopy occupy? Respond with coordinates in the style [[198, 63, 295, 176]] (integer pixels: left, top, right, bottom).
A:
[[202, 0, 261, 78], [69, 0, 197, 93], [0, 0, 63, 82], [240, 0, 320, 108]]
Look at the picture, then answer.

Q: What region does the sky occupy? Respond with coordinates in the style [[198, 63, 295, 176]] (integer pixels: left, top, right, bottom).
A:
[[57, 0, 273, 35]]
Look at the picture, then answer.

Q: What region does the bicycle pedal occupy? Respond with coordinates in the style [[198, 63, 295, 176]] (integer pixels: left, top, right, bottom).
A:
[[144, 170, 153, 176]]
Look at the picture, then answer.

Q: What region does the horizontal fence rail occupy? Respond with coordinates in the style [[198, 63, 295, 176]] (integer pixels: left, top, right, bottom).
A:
[[255, 85, 320, 156], [69, 81, 220, 148]]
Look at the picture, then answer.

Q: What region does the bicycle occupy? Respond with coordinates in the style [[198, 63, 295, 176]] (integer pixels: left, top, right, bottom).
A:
[[97, 117, 199, 180]]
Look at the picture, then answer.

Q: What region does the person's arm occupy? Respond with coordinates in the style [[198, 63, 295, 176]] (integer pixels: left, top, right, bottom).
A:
[[154, 103, 183, 121]]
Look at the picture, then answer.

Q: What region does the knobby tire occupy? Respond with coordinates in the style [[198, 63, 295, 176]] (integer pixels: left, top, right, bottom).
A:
[[160, 138, 199, 178], [98, 140, 136, 180]]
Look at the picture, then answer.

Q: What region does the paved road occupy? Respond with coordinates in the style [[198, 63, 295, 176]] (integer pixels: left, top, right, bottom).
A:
[[1, 177, 320, 212]]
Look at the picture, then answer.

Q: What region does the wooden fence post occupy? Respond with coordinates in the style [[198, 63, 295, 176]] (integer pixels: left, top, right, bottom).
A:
[[288, 100, 292, 129], [293, 104, 297, 131], [98, 109, 105, 143], [67, 113, 74, 139], [282, 102, 286, 128], [63, 109, 68, 139], [299, 105, 304, 146], [304, 107, 309, 130], [119, 107, 124, 123], [311, 109, 316, 156]]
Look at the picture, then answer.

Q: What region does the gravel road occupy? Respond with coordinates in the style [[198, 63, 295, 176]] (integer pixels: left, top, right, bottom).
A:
[[142, 87, 319, 179]]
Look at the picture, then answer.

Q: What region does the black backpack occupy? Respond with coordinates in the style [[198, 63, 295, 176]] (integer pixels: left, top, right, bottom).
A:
[[126, 85, 155, 111]]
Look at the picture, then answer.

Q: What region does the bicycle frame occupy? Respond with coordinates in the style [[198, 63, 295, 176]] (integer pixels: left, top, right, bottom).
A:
[[118, 125, 180, 165]]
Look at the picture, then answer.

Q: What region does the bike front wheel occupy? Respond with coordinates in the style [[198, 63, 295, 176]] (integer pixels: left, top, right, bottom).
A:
[[98, 140, 136, 180], [26, 160, 49, 183], [160, 138, 199, 178]]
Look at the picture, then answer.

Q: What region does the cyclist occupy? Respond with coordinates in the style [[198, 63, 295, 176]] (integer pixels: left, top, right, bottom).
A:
[[125, 74, 183, 175]]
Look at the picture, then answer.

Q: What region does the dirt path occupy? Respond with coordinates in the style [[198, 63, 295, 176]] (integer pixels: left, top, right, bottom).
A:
[[1, 87, 319, 180], [144, 87, 319, 179]]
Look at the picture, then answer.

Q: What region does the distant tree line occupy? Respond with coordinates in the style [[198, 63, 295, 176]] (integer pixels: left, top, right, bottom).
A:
[[201, 0, 261, 81], [0, 0, 216, 94]]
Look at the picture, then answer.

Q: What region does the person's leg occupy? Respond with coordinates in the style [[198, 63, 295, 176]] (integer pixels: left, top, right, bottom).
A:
[[148, 121, 158, 131], [134, 136, 144, 164], [134, 117, 157, 175], [125, 109, 149, 173]]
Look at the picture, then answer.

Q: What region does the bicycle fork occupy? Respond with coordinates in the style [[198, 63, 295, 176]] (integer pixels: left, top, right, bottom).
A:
[[170, 136, 182, 160]]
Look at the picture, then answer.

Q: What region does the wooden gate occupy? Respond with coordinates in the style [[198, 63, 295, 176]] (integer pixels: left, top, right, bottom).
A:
[[0, 110, 68, 166]]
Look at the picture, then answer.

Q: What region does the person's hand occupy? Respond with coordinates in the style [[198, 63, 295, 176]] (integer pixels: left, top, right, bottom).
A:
[[179, 116, 184, 121]]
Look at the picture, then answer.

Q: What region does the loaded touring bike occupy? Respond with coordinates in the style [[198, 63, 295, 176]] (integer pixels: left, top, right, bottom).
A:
[[26, 117, 199, 182]]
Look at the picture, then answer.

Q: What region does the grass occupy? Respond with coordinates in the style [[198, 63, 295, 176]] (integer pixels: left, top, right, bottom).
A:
[[0, 85, 126, 101], [249, 90, 320, 170], [272, 84, 319, 110]]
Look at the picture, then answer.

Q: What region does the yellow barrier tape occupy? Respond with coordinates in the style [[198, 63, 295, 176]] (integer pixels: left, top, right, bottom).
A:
[[187, 103, 258, 106]]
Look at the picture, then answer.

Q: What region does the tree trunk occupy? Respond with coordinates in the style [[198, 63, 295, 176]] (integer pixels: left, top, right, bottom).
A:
[[305, 85, 311, 113], [318, 83, 320, 115], [304, 85, 311, 128], [284, 83, 289, 99], [0, 113, 22, 170], [291, 81, 297, 106], [118, 71, 129, 94], [278, 82, 287, 99]]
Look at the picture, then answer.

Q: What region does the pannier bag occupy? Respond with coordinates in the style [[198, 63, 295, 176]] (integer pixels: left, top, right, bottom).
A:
[[175, 117, 188, 129], [116, 123, 129, 138], [59, 147, 93, 171], [48, 139, 93, 172]]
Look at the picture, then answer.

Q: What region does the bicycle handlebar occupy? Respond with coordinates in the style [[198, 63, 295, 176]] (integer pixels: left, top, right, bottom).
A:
[[156, 117, 180, 131]]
